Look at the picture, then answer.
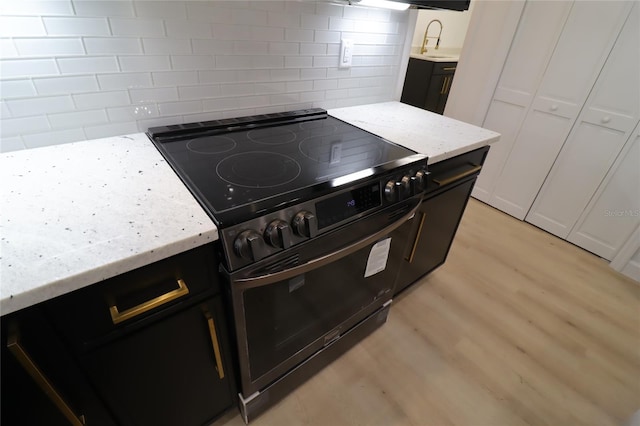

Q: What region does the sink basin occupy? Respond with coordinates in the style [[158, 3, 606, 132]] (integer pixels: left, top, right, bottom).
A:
[[410, 52, 459, 62]]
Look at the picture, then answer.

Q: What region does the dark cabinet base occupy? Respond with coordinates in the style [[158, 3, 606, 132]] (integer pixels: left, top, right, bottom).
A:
[[400, 58, 457, 115]]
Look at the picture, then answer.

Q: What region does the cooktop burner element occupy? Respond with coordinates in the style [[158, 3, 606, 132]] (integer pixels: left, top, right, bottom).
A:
[[247, 127, 297, 145], [186, 136, 236, 154], [147, 108, 426, 228], [217, 152, 301, 188]]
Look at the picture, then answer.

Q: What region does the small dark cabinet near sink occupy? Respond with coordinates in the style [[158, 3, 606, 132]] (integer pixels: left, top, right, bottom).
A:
[[401, 58, 457, 115], [393, 146, 490, 294]]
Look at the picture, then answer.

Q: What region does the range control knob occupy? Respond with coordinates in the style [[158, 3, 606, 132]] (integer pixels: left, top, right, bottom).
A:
[[264, 219, 292, 249], [399, 175, 412, 199], [384, 180, 397, 202], [234, 229, 267, 261], [292, 211, 318, 238], [413, 169, 429, 192]]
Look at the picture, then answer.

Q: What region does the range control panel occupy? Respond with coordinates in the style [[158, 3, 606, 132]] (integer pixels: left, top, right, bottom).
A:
[[220, 162, 429, 272]]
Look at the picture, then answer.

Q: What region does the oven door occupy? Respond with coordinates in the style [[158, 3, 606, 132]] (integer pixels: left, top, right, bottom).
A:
[[223, 195, 420, 397]]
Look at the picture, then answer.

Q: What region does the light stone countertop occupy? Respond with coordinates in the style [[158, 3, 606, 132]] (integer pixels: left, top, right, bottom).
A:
[[0, 133, 217, 315], [1, 102, 499, 316], [329, 102, 500, 163]]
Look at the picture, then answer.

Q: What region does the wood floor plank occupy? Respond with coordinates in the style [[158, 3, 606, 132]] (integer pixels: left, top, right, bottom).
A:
[[213, 199, 640, 426]]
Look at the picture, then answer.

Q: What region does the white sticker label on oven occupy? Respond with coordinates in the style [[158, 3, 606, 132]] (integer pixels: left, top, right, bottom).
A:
[[364, 238, 391, 278]]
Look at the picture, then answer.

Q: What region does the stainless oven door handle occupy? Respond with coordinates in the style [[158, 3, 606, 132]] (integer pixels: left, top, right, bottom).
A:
[[236, 200, 421, 288]]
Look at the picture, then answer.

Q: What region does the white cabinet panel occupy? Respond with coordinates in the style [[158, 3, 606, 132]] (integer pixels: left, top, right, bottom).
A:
[[526, 4, 639, 237], [473, 100, 528, 202], [473, 1, 571, 202], [490, 110, 573, 219], [485, 0, 633, 220], [568, 126, 640, 260]]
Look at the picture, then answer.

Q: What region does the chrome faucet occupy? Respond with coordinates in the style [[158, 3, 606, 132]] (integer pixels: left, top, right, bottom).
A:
[[420, 19, 443, 54]]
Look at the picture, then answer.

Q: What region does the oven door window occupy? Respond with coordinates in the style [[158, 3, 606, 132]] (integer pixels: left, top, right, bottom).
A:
[[242, 238, 401, 384]]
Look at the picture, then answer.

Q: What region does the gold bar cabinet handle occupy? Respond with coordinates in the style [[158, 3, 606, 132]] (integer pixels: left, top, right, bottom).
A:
[[406, 212, 427, 263], [433, 165, 482, 187], [440, 76, 449, 95], [109, 278, 189, 325], [7, 332, 86, 426], [442, 67, 457, 71], [205, 311, 225, 379]]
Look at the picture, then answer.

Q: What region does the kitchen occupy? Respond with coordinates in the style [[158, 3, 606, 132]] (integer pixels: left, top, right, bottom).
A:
[[1, 0, 639, 425]]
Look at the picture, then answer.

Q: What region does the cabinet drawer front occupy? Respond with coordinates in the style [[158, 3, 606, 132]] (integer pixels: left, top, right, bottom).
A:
[[432, 62, 457, 74], [44, 244, 219, 348]]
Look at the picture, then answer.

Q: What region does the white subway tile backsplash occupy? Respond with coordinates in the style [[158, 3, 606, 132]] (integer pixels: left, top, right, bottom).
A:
[[1, 59, 59, 78], [269, 42, 299, 55], [186, 3, 232, 23], [48, 109, 108, 129], [34, 75, 99, 95], [14, 38, 85, 57], [84, 38, 142, 55], [301, 14, 329, 30], [267, 12, 300, 29], [0, 1, 73, 16], [153, 71, 198, 87], [170, 55, 215, 71], [98, 72, 153, 90], [313, 79, 338, 90], [220, 83, 255, 97], [285, 56, 312, 69], [300, 43, 326, 55], [73, 90, 130, 109], [286, 80, 313, 92], [43, 17, 110, 36], [165, 20, 212, 39], [285, 28, 314, 43], [300, 68, 326, 80], [107, 104, 159, 122], [314, 31, 340, 44], [110, 17, 165, 37], [269, 69, 300, 82], [129, 87, 178, 104], [0, 0, 409, 152], [0, 79, 37, 99], [83, 122, 138, 140], [57, 56, 119, 74], [236, 95, 270, 109], [158, 100, 203, 116], [1, 116, 50, 137], [143, 38, 192, 55], [7, 95, 74, 117], [178, 84, 220, 100], [0, 39, 18, 58], [213, 24, 252, 41], [74, 1, 135, 17], [255, 82, 286, 95], [299, 91, 325, 102], [0, 136, 26, 152], [0, 17, 46, 37], [251, 27, 285, 42], [315, 3, 344, 18], [134, 1, 186, 19], [23, 128, 86, 149], [192, 39, 234, 55], [231, 9, 267, 26], [234, 41, 269, 55], [119, 55, 170, 72]]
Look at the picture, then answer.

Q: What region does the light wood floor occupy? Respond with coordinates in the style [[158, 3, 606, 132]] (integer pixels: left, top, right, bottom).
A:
[[214, 199, 640, 426]]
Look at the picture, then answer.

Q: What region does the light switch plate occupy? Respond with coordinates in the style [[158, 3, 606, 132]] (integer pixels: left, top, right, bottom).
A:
[[339, 39, 354, 69]]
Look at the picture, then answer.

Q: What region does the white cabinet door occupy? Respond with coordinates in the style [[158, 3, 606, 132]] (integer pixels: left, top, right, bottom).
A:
[[473, 0, 572, 202], [526, 4, 640, 237], [567, 124, 640, 261], [487, 0, 633, 219]]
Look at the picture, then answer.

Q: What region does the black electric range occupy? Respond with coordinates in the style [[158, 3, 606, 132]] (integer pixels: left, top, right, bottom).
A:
[[147, 108, 429, 271]]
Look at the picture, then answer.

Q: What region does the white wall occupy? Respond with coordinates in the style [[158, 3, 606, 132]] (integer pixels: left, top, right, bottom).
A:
[[411, 5, 473, 50], [0, 0, 411, 152]]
